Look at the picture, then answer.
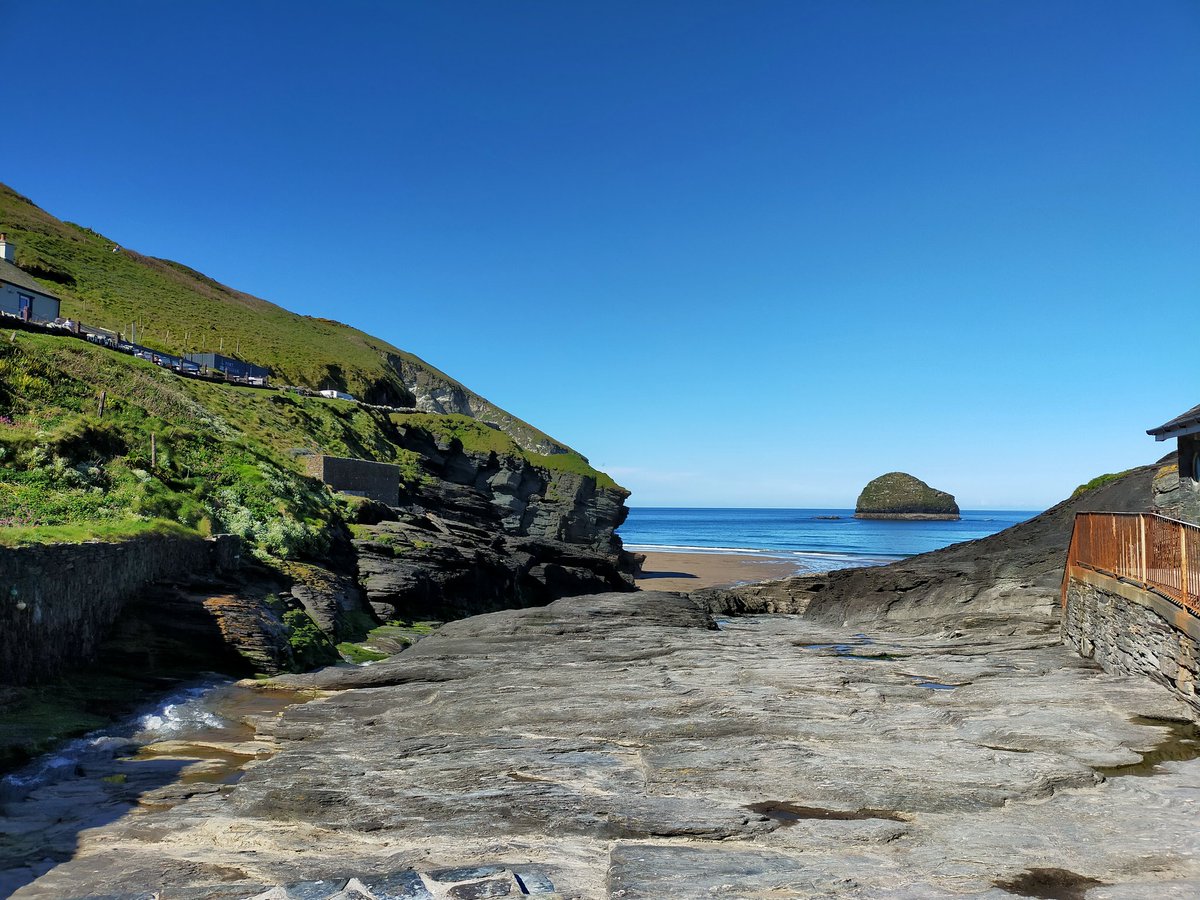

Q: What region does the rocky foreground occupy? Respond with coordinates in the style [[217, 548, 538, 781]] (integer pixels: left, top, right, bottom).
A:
[[12, 591, 1200, 899]]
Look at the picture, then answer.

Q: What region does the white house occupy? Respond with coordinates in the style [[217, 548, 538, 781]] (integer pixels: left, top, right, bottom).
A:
[[0, 233, 61, 323], [319, 389, 357, 402]]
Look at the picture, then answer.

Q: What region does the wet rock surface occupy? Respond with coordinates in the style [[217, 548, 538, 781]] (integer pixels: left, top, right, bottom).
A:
[[12, 591, 1200, 898]]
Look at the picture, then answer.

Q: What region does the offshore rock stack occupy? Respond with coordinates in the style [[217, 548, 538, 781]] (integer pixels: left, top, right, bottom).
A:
[[854, 472, 960, 520]]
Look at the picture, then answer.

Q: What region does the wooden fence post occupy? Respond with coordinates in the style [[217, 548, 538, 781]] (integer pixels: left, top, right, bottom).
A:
[[97, 391, 106, 418], [1182, 524, 1190, 605], [1063, 515, 1077, 611], [1139, 514, 1148, 586], [150, 433, 157, 470]]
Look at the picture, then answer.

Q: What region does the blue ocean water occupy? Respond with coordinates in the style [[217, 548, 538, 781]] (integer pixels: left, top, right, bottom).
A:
[[619, 508, 1037, 574]]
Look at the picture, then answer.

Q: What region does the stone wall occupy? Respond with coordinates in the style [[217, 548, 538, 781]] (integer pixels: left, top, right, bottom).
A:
[[1152, 450, 1200, 524], [0, 534, 240, 685], [1062, 566, 1200, 716], [307, 455, 400, 505]]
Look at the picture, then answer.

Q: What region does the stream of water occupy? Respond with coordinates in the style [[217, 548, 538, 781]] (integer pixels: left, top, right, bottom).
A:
[[0, 677, 309, 896]]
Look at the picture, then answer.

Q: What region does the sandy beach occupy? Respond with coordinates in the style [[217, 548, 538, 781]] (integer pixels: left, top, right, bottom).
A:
[[633, 550, 804, 591]]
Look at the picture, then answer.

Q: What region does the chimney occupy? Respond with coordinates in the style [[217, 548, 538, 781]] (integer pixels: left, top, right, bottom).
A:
[[0, 233, 12, 263]]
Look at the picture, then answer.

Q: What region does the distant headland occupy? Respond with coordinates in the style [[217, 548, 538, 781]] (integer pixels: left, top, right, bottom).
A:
[[854, 472, 960, 520]]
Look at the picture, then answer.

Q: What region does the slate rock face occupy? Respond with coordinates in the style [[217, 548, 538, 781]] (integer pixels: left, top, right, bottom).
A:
[[854, 471, 960, 520], [353, 515, 635, 622], [346, 427, 636, 623], [281, 563, 373, 643], [392, 423, 629, 554], [125, 416, 636, 675]]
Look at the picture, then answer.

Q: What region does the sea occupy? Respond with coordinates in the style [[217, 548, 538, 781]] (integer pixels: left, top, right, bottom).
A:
[[618, 508, 1038, 574]]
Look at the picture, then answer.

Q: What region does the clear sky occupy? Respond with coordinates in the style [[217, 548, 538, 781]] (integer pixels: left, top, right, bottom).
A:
[[4, 1, 1197, 509]]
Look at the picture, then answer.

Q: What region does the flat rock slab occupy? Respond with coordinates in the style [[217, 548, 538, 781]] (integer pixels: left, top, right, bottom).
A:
[[607, 844, 855, 897], [49, 867, 563, 899], [11, 592, 1200, 899]]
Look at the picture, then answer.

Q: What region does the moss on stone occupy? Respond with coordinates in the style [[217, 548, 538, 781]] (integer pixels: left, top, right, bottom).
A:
[[335, 642, 389, 664], [282, 609, 339, 671], [0, 668, 164, 773]]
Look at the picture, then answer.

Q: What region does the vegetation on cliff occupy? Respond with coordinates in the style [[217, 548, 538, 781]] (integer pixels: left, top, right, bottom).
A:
[[0, 328, 628, 766], [390, 413, 618, 490], [854, 472, 960, 519], [0, 332, 620, 553], [0, 184, 626, 556], [0, 332, 335, 556], [1071, 468, 1138, 499]]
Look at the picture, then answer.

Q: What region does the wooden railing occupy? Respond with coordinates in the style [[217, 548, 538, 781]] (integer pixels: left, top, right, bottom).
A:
[[1065, 512, 1200, 617]]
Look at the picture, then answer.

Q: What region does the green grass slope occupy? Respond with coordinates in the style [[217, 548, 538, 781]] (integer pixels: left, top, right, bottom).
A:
[[0, 331, 618, 551], [0, 182, 566, 453]]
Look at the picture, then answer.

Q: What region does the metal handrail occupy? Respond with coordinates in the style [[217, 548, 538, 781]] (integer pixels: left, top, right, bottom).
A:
[[1064, 511, 1200, 618]]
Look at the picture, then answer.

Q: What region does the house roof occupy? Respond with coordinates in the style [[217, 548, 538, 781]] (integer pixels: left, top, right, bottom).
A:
[[0, 258, 60, 301], [1148, 403, 1200, 441]]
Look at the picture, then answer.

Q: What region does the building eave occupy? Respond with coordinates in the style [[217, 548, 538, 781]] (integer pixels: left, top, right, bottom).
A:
[[1148, 403, 1200, 441], [1149, 421, 1200, 442]]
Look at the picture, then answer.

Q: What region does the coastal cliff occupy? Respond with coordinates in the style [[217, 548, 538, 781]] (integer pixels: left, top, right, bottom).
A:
[[349, 416, 633, 622], [0, 188, 632, 763], [854, 471, 960, 520]]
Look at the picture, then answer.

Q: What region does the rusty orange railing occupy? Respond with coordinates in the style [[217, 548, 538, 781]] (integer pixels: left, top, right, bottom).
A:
[[1064, 512, 1200, 618]]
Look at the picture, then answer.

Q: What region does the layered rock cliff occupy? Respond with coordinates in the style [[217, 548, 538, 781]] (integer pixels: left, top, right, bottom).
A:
[[349, 420, 634, 622], [389, 418, 628, 552]]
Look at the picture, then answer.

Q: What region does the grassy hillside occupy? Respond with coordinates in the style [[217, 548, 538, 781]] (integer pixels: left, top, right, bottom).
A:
[[0, 182, 565, 453], [0, 331, 616, 552]]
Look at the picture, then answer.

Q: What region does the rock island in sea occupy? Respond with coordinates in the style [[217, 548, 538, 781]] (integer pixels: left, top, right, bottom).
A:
[[854, 471, 960, 520]]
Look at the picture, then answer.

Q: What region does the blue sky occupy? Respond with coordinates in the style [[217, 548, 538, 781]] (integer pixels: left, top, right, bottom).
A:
[[4, 1, 1197, 508]]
